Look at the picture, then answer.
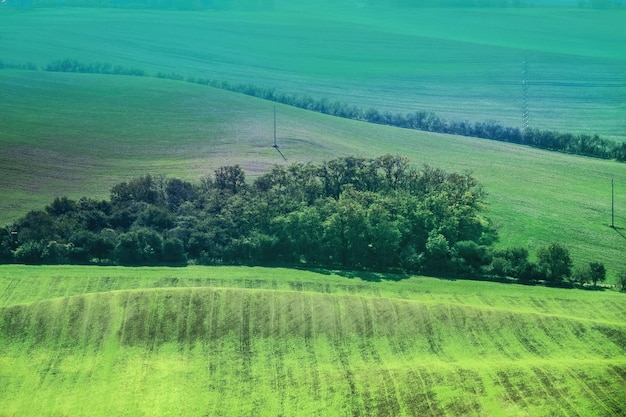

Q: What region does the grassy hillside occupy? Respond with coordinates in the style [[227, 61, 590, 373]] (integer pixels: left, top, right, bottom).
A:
[[1, 265, 624, 416], [2, 70, 626, 279], [2, 6, 625, 275], [1, 7, 625, 138], [1, 6, 624, 416]]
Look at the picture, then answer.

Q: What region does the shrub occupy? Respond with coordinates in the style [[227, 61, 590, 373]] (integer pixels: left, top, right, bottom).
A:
[[14, 241, 46, 264], [162, 238, 187, 265], [616, 271, 626, 292]]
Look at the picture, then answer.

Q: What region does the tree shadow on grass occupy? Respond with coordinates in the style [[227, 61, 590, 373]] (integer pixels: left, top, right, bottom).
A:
[[300, 266, 411, 282], [611, 225, 626, 240], [581, 284, 610, 292], [335, 269, 411, 282]]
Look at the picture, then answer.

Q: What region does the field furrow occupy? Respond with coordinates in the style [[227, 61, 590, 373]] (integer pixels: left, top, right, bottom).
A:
[[1, 266, 624, 416], [0, 282, 623, 416]]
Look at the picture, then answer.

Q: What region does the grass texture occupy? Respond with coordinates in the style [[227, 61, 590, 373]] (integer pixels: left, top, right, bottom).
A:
[[1, 7, 625, 416], [0, 265, 624, 416]]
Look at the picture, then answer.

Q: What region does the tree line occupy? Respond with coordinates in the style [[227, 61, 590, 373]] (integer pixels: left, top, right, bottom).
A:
[[35, 58, 626, 162], [185, 77, 626, 162], [1, 156, 620, 290]]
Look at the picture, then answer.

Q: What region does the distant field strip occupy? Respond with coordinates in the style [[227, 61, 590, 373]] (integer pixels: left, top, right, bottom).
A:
[[0, 266, 624, 416], [1, 8, 625, 138]]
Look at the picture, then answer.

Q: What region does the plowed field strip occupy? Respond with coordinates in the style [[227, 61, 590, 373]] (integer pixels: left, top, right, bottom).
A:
[[495, 369, 531, 412], [567, 368, 618, 416], [532, 367, 579, 416], [5, 284, 623, 329]]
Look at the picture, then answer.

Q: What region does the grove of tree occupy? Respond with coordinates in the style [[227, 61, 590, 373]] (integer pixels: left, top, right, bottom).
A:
[[0, 155, 613, 288]]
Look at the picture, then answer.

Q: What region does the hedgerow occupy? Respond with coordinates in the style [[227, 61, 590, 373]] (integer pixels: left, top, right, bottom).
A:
[[37, 58, 626, 162]]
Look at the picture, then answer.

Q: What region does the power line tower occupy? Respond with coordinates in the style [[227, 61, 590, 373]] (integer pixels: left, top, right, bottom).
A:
[[522, 59, 529, 132], [272, 106, 286, 161]]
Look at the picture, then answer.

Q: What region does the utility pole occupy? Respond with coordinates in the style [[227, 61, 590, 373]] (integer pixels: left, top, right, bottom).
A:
[[273, 105, 277, 148], [271, 105, 286, 161], [522, 59, 529, 132], [612, 177, 615, 228]]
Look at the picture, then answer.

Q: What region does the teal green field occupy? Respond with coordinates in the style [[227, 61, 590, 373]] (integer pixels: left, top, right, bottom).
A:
[[1, 265, 625, 416], [1, 6, 625, 138]]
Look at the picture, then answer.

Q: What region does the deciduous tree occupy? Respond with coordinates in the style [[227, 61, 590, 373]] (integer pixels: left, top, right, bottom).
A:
[[536, 243, 573, 285], [589, 262, 607, 287]]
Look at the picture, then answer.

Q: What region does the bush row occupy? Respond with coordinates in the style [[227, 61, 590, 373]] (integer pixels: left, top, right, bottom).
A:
[[44, 59, 146, 76], [186, 76, 626, 162], [0, 61, 39, 71]]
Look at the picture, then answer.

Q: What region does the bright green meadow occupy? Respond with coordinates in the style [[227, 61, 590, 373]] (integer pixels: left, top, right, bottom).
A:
[[0, 265, 625, 416]]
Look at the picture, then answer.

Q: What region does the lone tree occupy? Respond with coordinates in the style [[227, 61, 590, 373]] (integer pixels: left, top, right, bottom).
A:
[[536, 243, 573, 285], [588, 262, 607, 287]]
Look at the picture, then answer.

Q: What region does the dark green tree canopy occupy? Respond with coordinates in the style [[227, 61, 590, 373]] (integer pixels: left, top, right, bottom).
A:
[[536, 243, 573, 285], [2, 155, 606, 288]]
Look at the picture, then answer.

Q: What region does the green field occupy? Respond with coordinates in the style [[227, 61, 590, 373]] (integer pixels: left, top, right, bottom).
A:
[[2, 6, 626, 277], [1, 265, 624, 416], [2, 70, 626, 280], [1, 6, 625, 138], [1, 4, 626, 417]]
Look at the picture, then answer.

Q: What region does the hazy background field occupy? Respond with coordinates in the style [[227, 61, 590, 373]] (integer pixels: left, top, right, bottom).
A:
[[1, 5, 625, 138]]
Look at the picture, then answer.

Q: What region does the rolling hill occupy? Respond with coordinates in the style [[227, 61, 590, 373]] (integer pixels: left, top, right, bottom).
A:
[[1, 5, 625, 417], [2, 5, 626, 278], [2, 4, 625, 270], [1, 265, 625, 416], [1, 7, 625, 138], [1, 70, 625, 279]]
